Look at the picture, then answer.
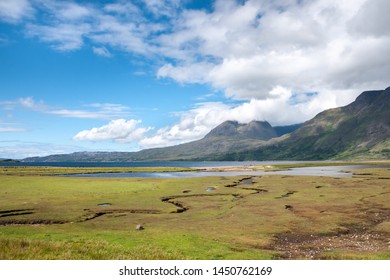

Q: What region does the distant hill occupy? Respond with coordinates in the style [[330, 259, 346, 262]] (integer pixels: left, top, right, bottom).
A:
[[23, 121, 299, 162], [22, 87, 390, 162], [24, 121, 283, 162], [0, 159, 20, 163]]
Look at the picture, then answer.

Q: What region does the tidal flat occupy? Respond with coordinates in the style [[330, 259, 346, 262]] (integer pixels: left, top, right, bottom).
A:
[[0, 165, 389, 260]]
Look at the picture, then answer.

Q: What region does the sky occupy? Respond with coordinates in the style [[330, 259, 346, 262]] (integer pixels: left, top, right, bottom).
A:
[[0, 0, 389, 159]]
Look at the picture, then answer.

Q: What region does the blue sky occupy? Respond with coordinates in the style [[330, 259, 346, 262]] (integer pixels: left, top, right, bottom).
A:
[[1, 0, 389, 159]]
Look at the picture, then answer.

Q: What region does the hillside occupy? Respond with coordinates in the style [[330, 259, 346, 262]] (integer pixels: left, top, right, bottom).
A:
[[216, 87, 390, 160], [24, 121, 292, 162]]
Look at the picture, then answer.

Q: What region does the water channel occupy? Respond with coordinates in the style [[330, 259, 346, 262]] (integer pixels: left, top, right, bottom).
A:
[[68, 165, 388, 178]]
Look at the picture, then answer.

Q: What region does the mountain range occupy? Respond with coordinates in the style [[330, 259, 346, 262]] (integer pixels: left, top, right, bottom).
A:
[[23, 87, 390, 162]]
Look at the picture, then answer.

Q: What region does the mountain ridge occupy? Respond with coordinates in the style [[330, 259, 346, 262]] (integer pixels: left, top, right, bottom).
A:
[[23, 120, 301, 162], [214, 87, 390, 160]]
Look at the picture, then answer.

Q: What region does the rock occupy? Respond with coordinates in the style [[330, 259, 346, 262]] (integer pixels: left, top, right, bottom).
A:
[[135, 224, 144, 230], [285, 205, 293, 210]]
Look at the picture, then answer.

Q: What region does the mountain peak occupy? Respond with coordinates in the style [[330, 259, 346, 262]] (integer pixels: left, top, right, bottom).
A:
[[205, 120, 277, 140], [355, 89, 383, 104]]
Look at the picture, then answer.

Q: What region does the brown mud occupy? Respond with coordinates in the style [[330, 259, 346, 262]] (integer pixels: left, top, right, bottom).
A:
[[269, 204, 390, 259]]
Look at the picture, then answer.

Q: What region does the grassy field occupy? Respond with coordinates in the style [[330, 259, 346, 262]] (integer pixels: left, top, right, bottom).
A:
[[0, 165, 389, 259], [0, 166, 195, 176]]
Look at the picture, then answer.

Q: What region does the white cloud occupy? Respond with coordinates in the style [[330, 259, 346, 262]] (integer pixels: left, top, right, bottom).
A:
[[140, 86, 359, 149], [0, 0, 33, 23], [7, 0, 387, 99], [157, 62, 214, 84], [104, 2, 140, 16], [3, 0, 390, 151], [73, 119, 151, 143], [18, 96, 46, 110], [86, 103, 130, 112], [49, 103, 131, 119], [0, 35, 9, 45], [25, 1, 161, 54], [92, 46, 112, 57], [90, 13, 159, 55], [0, 124, 25, 133], [0, 128, 25, 132], [0, 118, 25, 133], [2, 97, 131, 120], [16, 0, 389, 101], [156, 0, 390, 100], [0, 141, 87, 159], [27, 23, 90, 51], [55, 2, 92, 21], [140, 0, 181, 17], [49, 109, 112, 119], [348, 0, 390, 38]]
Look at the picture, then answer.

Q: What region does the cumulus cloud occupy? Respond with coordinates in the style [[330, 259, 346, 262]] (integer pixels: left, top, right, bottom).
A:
[[11, 0, 389, 98], [73, 119, 151, 143], [156, 0, 390, 99], [139, 86, 358, 148]]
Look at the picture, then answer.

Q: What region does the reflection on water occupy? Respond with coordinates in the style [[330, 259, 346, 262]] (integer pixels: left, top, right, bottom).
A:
[[68, 165, 386, 178], [97, 203, 112, 206]]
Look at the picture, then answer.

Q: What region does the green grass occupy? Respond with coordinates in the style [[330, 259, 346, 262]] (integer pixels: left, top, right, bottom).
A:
[[0, 166, 196, 176], [263, 160, 390, 171], [0, 165, 389, 259]]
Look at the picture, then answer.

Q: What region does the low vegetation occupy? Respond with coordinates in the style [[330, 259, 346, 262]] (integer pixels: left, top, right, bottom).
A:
[[0, 165, 389, 259], [0, 166, 195, 176]]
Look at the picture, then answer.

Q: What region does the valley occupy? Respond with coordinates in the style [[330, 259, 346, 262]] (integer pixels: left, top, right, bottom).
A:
[[1, 164, 389, 260]]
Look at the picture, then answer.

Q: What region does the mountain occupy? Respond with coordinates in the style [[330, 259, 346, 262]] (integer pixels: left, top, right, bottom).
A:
[[0, 159, 20, 163], [22, 87, 390, 162], [216, 87, 390, 160], [205, 120, 277, 140], [24, 121, 287, 162], [274, 124, 302, 137]]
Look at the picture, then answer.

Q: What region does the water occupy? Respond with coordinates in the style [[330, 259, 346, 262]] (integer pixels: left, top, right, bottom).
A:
[[2, 161, 387, 178], [67, 165, 388, 178], [97, 203, 112, 207], [66, 171, 270, 178], [0, 160, 302, 168]]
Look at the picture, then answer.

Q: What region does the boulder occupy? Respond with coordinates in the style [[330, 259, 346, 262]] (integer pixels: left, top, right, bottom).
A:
[[135, 224, 144, 230]]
